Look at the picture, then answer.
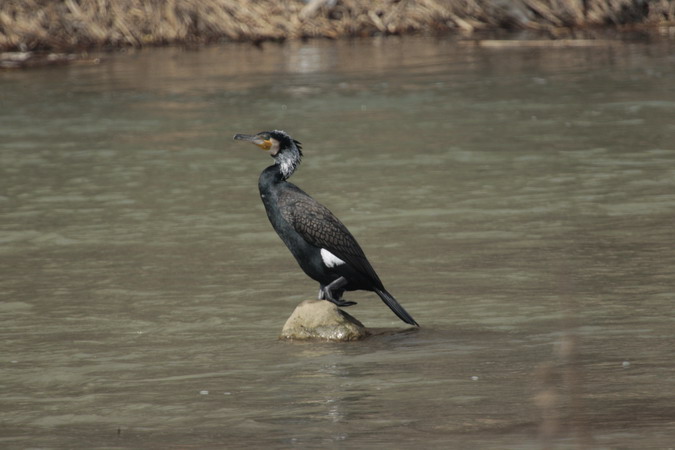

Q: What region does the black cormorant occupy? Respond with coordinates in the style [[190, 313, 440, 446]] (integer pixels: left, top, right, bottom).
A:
[[233, 130, 418, 327]]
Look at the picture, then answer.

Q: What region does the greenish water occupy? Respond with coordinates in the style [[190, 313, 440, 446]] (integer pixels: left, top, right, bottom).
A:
[[1, 36, 674, 448]]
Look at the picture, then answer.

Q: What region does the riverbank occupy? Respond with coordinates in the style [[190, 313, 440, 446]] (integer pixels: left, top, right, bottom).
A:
[[1, 0, 674, 52]]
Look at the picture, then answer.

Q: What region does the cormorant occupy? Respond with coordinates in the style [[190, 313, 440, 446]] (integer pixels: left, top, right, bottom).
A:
[[233, 130, 418, 327]]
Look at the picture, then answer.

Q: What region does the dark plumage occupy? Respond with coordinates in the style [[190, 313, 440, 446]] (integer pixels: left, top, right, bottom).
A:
[[233, 130, 418, 326]]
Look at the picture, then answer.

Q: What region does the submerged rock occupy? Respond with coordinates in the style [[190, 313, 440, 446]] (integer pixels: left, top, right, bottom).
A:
[[280, 299, 370, 341]]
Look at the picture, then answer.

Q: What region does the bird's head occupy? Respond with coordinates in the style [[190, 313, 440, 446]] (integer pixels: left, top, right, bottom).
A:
[[233, 130, 303, 179]]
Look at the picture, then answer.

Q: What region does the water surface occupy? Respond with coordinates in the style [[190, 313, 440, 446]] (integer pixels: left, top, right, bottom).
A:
[[1, 36, 674, 448]]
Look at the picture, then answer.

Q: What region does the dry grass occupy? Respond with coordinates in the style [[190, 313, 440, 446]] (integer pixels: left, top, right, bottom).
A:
[[1, 0, 673, 51]]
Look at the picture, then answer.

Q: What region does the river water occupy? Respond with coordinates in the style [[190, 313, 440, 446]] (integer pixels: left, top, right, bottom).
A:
[[1, 36, 674, 448]]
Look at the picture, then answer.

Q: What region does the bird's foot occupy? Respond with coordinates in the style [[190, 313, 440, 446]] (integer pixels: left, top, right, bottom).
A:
[[325, 297, 358, 308], [319, 277, 355, 307]]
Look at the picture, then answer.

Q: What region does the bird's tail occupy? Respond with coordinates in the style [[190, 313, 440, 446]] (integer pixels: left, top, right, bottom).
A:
[[374, 288, 419, 327]]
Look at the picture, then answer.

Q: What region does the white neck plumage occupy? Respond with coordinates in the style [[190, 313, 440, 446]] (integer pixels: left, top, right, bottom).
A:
[[274, 144, 302, 180]]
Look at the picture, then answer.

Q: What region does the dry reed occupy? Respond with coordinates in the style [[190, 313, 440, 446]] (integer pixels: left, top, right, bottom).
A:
[[1, 0, 673, 51]]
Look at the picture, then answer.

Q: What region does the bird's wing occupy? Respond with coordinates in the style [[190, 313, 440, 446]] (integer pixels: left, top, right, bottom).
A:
[[279, 190, 382, 285]]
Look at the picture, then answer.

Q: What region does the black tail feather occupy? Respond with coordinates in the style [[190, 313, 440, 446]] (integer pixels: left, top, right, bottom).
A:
[[374, 288, 419, 327]]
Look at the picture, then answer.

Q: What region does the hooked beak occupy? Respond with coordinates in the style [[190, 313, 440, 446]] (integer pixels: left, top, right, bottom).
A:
[[233, 133, 272, 150]]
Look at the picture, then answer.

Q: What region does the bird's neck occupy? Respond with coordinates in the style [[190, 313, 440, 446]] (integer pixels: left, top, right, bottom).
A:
[[258, 165, 290, 220], [274, 149, 300, 180], [259, 165, 286, 197]]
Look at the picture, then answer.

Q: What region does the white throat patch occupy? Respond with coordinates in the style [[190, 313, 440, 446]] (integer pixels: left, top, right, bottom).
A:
[[321, 248, 345, 268]]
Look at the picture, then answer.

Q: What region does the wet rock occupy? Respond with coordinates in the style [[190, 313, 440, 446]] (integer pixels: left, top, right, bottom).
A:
[[280, 299, 370, 341]]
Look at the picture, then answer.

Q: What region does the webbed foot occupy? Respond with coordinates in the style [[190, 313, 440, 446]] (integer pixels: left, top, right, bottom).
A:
[[326, 297, 358, 308], [319, 276, 357, 307]]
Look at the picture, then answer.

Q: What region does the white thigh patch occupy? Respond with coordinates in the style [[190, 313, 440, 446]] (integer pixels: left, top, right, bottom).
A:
[[320, 248, 345, 268]]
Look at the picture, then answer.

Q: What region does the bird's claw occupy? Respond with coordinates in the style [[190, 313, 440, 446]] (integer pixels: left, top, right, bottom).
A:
[[326, 298, 357, 307], [319, 277, 355, 307]]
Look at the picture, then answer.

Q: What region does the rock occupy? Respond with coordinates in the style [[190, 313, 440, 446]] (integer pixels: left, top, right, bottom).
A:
[[280, 299, 370, 341]]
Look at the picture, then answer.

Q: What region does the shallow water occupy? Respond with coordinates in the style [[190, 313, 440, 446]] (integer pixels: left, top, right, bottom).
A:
[[1, 36, 675, 448]]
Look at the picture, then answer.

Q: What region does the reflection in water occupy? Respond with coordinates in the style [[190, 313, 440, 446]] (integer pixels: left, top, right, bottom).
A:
[[534, 325, 589, 447], [1, 36, 675, 447]]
